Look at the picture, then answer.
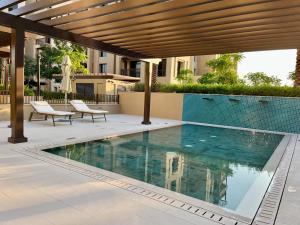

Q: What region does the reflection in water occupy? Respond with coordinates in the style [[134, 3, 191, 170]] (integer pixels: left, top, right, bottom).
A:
[[165, 152, 184, 193], [45, 124, 283, 213]]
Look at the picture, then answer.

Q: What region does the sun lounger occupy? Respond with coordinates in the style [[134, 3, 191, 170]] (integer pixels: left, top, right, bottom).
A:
[[29, 101, 74, 126], [70, 100, 108, 123]]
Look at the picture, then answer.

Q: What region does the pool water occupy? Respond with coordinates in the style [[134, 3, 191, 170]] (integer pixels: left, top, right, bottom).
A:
[[44, 124, 283, 217]]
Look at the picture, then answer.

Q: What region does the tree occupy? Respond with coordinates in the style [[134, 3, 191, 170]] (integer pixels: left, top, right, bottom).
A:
[[244, 72, 281, 86], [197, 53, 244, 84], [40, 39, 88, 79], [288, 71, 296, 82], [24, 56, 37, 78], [197, 72, 218, 84], [176, 69, 194, 84]]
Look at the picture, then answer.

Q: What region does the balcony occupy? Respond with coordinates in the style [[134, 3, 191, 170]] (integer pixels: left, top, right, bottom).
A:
[[121, 68, 141, 77]]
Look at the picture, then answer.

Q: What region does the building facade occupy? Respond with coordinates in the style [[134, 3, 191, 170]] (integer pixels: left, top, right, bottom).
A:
[[87, 49, 217, 84], [24, 36, 217, 85]]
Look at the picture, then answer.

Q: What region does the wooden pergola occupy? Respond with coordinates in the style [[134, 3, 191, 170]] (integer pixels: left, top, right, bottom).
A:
[[0, 0, 300, 143]]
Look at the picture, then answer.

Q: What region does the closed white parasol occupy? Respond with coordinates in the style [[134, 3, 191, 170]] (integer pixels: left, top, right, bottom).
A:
[[60, 55, 72, 107]]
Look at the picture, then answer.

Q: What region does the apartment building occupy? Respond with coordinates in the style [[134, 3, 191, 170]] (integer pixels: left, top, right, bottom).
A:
[[24, 36, 216, 85], [88, 49, 216, 84]]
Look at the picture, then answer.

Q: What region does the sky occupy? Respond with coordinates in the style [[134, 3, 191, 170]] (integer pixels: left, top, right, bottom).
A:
[[237, 49, 297, 86]]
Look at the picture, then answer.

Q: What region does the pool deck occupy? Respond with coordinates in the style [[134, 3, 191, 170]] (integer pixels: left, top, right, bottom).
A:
[[0, 114, 299, 225]]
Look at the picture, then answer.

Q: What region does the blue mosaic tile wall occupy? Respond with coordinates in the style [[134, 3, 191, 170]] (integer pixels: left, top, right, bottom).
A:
[[182, 94, 300, 133]]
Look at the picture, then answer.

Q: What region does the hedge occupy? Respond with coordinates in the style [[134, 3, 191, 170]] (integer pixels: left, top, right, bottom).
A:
[[0, 84, 35, 96], [132, 83, 300, 97], [41, 91, 65, 100]]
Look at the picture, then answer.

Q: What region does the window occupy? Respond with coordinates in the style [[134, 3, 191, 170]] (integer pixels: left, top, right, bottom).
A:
[[177, 61, 184, 76], [100, 51, 107, 57], [76, 83, 94, 97], [158, 59, 167, 77], [172, 157, 179, 173], [99, 63, 107, 73], [129, 61, 140, 77]]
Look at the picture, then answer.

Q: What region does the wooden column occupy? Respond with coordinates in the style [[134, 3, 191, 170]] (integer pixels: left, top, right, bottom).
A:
[[142, 61, 151, 125], [8, 27, 27, 143]]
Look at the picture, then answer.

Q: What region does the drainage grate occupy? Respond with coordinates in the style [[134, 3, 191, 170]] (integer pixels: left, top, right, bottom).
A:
[[252, 135, 297, 225]]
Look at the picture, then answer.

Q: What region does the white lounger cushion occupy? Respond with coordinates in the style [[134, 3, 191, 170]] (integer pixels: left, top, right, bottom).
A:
[[70, 100, 108, 114], [30, 101, 74, 116]]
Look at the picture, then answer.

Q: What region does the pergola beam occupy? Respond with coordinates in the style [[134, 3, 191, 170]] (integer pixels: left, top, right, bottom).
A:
[[118, 30, 300, 51], [0, 0, 23, 10], [49, 0, 215, 28], [144, 39, 300, 51], [0, 51, 10, 57], [131, 43, 300, 57], [26, 0, 116, 21], [68, 0, 271, 34], [0, 32, 11, 47], [151, 44, 299, 58], [0, 11, 149, 58], [42, 0, 159, 26], [9, 0, 66, 16], [94, 12, 300, 42], [82, 1, 300, 40], [142, 44, 300, 57]]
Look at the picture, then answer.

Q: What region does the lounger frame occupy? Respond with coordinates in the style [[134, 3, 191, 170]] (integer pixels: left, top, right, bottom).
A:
[[29, 101, 74, 126], [70, 100, 108, 123], [29, 110, 73, 126], [77, 111, 107, 123]]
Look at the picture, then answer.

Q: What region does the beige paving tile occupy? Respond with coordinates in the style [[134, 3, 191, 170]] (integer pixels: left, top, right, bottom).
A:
[[1, 116, 210, 225], [2, 114, 292, 225]]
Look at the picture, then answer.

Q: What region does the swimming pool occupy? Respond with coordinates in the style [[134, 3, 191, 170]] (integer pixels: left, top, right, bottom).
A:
[[44, 124, 285, 218]]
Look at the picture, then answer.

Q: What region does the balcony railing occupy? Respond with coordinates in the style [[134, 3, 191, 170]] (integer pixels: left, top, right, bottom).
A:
[[121, 68, 141, 77]]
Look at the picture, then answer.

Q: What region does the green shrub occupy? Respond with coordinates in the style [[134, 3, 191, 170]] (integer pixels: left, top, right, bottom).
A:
[[0, 84, 35, 96], [132, 83, 300, 97], [24, 85, 35, 96], [41, 91, 65, 100]]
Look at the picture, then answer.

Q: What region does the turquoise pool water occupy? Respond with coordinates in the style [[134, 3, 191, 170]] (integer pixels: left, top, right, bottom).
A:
[[44, 124, 283, 217]]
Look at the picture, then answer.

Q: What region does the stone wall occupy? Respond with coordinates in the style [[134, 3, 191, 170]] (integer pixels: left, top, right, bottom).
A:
[[119, 92, 183, 120], [120, 92, 300, 133]]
